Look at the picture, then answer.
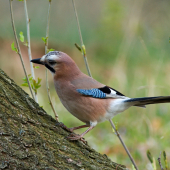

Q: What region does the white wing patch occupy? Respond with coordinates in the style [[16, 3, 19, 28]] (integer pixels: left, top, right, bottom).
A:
[[105, 88, 128, 99], [106, 89, 116, 97]]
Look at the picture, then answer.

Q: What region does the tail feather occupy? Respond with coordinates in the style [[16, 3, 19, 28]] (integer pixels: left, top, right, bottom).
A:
[[125, 96, 170, 107]]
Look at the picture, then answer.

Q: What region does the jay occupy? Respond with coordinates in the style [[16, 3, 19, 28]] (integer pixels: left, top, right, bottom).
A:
[[31, 51, 170, 140]]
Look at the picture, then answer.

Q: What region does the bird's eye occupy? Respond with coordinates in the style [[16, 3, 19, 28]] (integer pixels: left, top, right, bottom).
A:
[[48, 60, 56, 65]]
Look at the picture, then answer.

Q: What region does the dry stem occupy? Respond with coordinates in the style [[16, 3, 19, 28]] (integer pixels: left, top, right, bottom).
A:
[[9, 0, 35, 100], [158, 152, 164, 170], [45, 0, 59, 121], [72, 0, 92, 77], [24, 0, 38, 102], [109, 119, 139, 170]]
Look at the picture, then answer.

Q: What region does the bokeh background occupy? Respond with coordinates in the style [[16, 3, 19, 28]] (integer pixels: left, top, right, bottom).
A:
[[1, 0, 170, 169]]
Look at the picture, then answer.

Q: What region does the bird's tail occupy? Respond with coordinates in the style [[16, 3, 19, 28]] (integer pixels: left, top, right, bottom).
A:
[[124, 96, 170, 107]]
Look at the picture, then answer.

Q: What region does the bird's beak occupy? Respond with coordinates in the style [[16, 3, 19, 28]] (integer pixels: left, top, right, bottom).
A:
[[30, 58, 44, 65]]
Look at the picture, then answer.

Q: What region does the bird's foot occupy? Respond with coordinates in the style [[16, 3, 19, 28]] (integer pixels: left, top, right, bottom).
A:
[[55, 122, 74, 133], [67, 133, 86, 143]]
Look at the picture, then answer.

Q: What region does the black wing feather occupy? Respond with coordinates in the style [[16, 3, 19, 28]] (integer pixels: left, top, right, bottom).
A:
[[98, 86, 125, 96]]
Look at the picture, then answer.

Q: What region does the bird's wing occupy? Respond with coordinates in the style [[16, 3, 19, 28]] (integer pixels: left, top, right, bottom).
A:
[[76, 86, 128, 99], [71, 73, 105, 89], [71, 73, 128, 99]]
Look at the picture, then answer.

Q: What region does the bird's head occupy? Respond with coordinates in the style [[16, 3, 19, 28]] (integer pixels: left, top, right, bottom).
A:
[[31, 51, 80, 77]]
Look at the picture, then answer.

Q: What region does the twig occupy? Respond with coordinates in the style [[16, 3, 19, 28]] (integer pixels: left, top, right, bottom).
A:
[[71, 0, 92, 77], [9, 0, 35, 100], [45, 0, 51, 54], [24, 0, 37, 102], [45, 0, 59, 121], [71, 0, 138, 169], [109, 119, 139, 170], [158, 152, 164, 170]]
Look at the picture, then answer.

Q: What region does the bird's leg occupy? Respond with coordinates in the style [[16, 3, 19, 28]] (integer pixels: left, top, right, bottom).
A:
[[67, 126, 95, 141], [56, 122, 88, 133], [69, 124, 89, 132]]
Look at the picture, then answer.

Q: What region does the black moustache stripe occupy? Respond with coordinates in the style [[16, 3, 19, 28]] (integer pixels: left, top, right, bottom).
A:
[[45, 64, 55, 73]]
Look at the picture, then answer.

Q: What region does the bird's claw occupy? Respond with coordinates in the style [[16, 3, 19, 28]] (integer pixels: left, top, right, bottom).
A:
[[56, 123, 87, 143], [67, 133, 86, 143]]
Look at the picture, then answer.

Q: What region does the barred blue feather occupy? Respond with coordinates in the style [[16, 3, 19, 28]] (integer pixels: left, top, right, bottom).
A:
[[76, 89, 106, 98]]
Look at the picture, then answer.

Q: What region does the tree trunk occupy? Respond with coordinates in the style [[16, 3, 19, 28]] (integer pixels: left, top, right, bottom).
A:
[[0, 69, 126, 170]]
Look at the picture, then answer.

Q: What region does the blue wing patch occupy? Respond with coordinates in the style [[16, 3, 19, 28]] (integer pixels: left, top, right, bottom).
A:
[[76, 89, 106, 98]]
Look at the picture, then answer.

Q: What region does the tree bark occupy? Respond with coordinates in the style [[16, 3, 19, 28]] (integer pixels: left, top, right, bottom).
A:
[[0, 69, 126, 170]]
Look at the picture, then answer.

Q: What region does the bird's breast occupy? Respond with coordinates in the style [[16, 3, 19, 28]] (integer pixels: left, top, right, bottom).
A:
[[53, 80, 110, 124]]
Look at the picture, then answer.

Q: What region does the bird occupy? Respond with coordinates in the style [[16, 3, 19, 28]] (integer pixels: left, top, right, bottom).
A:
[[31, 51, 170, 141]]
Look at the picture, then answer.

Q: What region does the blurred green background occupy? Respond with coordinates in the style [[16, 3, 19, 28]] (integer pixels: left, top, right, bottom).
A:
[[1, 0, 170, 169]]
